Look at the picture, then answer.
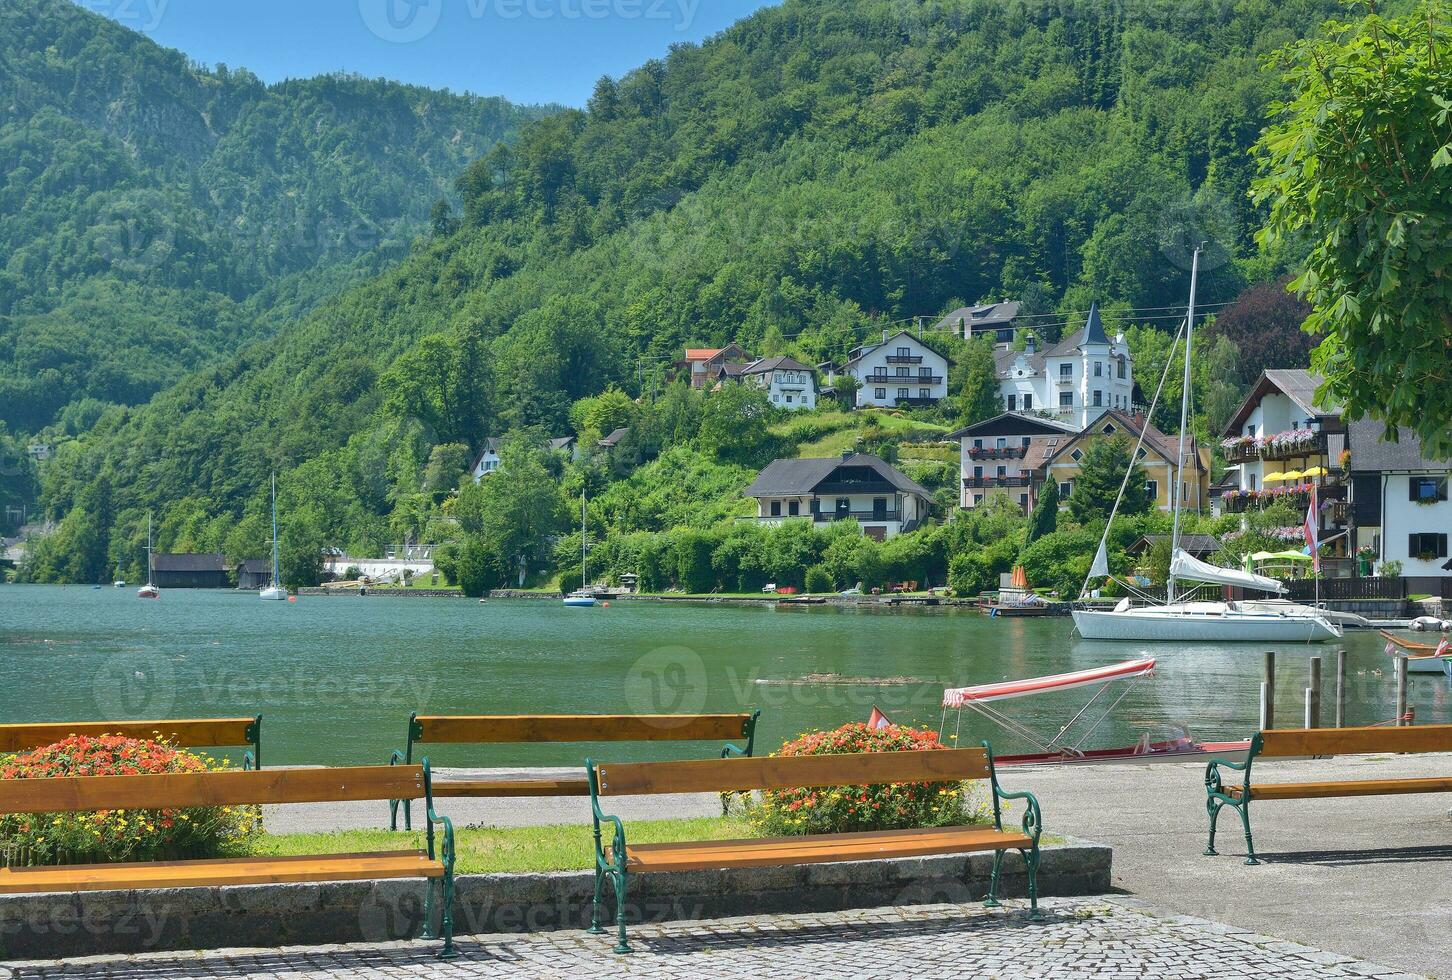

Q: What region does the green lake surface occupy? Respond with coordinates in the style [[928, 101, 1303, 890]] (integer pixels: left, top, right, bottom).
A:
[[1, 586, 1446, 766]]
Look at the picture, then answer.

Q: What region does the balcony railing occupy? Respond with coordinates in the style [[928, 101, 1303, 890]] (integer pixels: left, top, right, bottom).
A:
[[867, 375, 944, 385], [1219, 431, 1328, 463], [885, 355, 923, 365], [963, 476, 1033, 489], [968, 446, 1028, 460], [813, 510, 902, 523]]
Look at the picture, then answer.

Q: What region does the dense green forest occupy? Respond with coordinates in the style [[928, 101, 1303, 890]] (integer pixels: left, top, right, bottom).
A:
[[0, 0, 552, 433], [19, 0, 1369, 584]]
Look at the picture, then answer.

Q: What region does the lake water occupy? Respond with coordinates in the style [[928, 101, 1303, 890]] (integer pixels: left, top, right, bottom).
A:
[[1, 586, 1445, 766]]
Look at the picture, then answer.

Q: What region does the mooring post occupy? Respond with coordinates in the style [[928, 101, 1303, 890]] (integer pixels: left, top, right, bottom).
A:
[[1305, 656, 1321, 729], [1260, 651, 1276, 730], [1335, 649, 1347, 728], [1395, 655, 1409, 726]]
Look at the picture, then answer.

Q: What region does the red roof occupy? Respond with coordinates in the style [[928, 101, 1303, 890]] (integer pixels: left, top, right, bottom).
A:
[[684, 348, 724, 360]]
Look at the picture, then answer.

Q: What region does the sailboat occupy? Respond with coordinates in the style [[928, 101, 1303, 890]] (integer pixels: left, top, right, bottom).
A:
[[563, 489, 596, 607], [1071, 247, 1341, 643], [259, 473, 287, 601], [137, 515, 159, 599]]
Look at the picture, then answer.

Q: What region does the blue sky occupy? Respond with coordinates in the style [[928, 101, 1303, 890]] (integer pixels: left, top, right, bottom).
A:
[[94, 0, 777, 106]]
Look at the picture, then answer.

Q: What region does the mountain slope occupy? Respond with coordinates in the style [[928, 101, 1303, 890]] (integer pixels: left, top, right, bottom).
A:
[[0, 0, 552, 431], [30, 0, 1358, 580]]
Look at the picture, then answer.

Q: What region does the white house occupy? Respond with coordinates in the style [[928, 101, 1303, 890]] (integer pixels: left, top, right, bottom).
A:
[[993, 304, 1133, 428], [833, 331, 950, 409], [932, 301, 1022, 343], [947, 412, 1081, 512], [1346, 418, 1452, 579], [742, 452, 932, 540], [742, 356, 817, 410], [470, 438, 502, 482]]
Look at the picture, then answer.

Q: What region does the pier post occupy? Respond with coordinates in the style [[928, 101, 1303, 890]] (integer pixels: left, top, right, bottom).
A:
[[1395, 655, 1409, 726], [1305, 656, 1321, 729], [1334, 649, 1347, 728], [1260, 652, 1275, 730]]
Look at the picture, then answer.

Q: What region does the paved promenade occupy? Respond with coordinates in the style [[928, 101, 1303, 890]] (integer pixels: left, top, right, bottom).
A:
[[5, 897, 1430, 979]]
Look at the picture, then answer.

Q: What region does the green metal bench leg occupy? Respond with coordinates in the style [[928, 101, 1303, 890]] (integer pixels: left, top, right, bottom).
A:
[[1021, 847, 1043, 921], [587, 866, 605, 935], [421, 877, 436, 940], [438, 873, 457, 958], [613, 871, 631, 954], [984, 850, 1004, 908], [1237, 802, 1259, 866], [1204, 799, 1222, 856]]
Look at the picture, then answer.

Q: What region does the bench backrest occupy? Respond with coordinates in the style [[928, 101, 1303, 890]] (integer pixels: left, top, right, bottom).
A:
[[593, 747, 989, 796], [0, 764, 426, 815], [1258, 724, 1452, 759], [0, 717, 262, 767], [411, 713, 756, 745]]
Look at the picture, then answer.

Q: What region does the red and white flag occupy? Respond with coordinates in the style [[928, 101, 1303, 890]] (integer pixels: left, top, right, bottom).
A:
[[1303, 484, 1320, 573], [1437, 638, 1450, 660], [866, 705, 893, 730]]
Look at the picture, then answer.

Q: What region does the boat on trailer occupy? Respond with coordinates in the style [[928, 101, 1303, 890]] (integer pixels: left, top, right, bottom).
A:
[[939, 657, 1250, 766]]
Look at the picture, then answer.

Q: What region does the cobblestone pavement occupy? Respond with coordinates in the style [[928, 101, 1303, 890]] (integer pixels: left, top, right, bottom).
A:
[[5, 897, 1431, 980]]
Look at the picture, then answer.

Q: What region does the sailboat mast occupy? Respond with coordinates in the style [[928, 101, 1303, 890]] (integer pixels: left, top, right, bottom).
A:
[[1168, 245, 1201, 604], [581, 490, 587, 588], [270, 473, 280, 587]]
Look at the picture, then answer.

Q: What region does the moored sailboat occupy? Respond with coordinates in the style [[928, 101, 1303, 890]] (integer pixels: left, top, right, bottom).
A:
[[259, 473, 287, 601], [137, 515, 159, 599], [563, 489, 596, 607]]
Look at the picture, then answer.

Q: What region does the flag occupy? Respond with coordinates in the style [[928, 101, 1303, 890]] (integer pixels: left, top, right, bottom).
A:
[[866, 705, 893, 730], [1437, 638, 1450, 660], [1303, 485, 1320, 573]]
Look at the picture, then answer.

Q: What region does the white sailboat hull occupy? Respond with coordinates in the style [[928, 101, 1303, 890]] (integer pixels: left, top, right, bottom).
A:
[[1073, 605, 1341, 643], [259, 586, 288, 601]]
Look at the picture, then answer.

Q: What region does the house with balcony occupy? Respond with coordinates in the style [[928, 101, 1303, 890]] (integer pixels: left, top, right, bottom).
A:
[[948, 412, 1082, 512], [741, 356, 817, 411], [1346, 418, 1452, 581], [993, 304, 1134, 428], [932, 301, 1022, 343], [675, 344, 753, 389], [1044, 410, 1209, 514], [828, 331, 950, 409], [742, 452, 932, 540]]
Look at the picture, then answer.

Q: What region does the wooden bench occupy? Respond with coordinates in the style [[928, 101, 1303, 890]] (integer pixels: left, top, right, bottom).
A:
[[0, 716, 263, 769], [585, 743, 1043, 953], [387, 711, 760, 829], [0, 763, 458, 956], [1204, 724, 1452, 865]]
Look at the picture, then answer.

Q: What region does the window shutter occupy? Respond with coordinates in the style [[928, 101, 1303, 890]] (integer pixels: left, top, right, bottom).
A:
[[1440, 534, 1449, 559], [1410, 480, 1419, 502], [1409, 534, 1418, 556]]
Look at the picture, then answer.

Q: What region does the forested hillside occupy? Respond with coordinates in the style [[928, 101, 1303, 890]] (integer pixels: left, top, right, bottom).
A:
[[0, 0, 551, 432], [27, 0, 1363, 583]]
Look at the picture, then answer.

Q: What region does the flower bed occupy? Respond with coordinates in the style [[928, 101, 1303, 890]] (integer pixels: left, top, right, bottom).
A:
[[748, 723, 983, 836], [0, 735, 259, 867]]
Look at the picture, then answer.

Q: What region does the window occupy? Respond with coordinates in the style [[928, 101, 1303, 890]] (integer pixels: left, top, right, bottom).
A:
[[1059, 363, 1073, 378], [770, 501, 781, 517], [788, 501, 800, 516], [785, 394, 793, 404], [1006, 394, 1017, 410], [973, 465, 983, 479], [875, 387, 886, 399], [1117, 358, 1126, 379], [1092, 390, 1102, 407], [995, 437, 1007, 449], [1409, 477, 1448, 502], [1408, 533, 1449, 559], [919, 388, 931, 400], [973, 439, 983, 449], [1145, 480, 1158, 500], [896, 346, 910, 358], [896, 366, 909, 377], [973, 494, 983, 505], [1022, 393, 1032, 410], [1020, 494, 1029, 507], [1059, 392, 1073, 407], [996, 465, 1007, 478], [1094, 362, 1102, 377], [1070, 449, 1083, 462], [919, 366, 933, 379], [897, 388, 910, 401], [1059, 481, 1073, 498], [1021, 437, 1031, 448]]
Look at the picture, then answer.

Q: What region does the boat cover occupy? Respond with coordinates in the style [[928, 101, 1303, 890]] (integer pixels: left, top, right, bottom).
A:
[[1172, 548, 1285, 593], [943, 657, 1155, 707]]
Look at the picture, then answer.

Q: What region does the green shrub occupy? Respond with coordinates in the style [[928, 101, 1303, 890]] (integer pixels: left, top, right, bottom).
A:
[[948, 551, 992, 596], [804, 565, 835, 593], [456, 536, 509, 597], [0, 736, 258, 866], [557, 569, 583, 594], [674, 531, 716, 593], [748, 724, 977, 836]]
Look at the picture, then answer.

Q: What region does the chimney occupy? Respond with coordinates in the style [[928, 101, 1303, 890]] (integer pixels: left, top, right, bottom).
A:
[[1025, 334, 1036, 354]]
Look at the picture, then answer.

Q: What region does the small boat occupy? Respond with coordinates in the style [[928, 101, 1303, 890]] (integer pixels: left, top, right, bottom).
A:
[[941, 658, 1250, 765], [259, 473, 287, 601], [1380, 630, 1451, 674], [563, 490, 596, 608], [137, 515, 159, 600], [563, 593, 597, 607]]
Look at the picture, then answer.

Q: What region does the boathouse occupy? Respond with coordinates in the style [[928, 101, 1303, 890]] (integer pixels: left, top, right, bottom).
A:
[[151, 553, 229, 589]]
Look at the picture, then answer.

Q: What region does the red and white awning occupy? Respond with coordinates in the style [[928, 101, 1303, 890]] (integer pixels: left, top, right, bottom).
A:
[[942, 658, 1156, 708]]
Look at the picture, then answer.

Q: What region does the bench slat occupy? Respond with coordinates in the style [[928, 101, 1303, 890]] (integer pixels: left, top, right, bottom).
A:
[[596, 748, 989, 796], [430, 777, 590, 797], [416, 714, 753, 744], [0, 719, 257, 754], [0, 765, 426, 814], [0, 851, 442, 894], [1259, 725, 1452, 758], [1227, 776, 1452, 801], [609, 825, 1030, 872]]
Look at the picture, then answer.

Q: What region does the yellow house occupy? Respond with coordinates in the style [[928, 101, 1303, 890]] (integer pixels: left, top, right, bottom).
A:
[[1043, 410, 1210, 513]]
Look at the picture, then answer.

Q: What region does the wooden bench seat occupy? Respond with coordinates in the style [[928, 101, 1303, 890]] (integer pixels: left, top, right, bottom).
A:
[[0, 716, 263, 769], [388, 711, 760, 828], [1204, 724, 1452, 864], [609, 826, 1033, 873], [586, 743, 1044, 953], [0, 763, 458, 956]]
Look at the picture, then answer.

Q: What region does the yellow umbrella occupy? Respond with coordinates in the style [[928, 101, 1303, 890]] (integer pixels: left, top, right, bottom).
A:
[[1301, 466, 1327, 478], [1263, 470, 1292, 483]]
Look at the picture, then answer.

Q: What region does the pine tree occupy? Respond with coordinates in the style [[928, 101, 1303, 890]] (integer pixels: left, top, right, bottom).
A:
[[1024, 479, 1058, 547], [1068, 436, 1149, 524]]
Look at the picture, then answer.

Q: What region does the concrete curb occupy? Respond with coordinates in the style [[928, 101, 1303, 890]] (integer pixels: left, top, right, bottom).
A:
[[0, 838, 1109, 958]]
